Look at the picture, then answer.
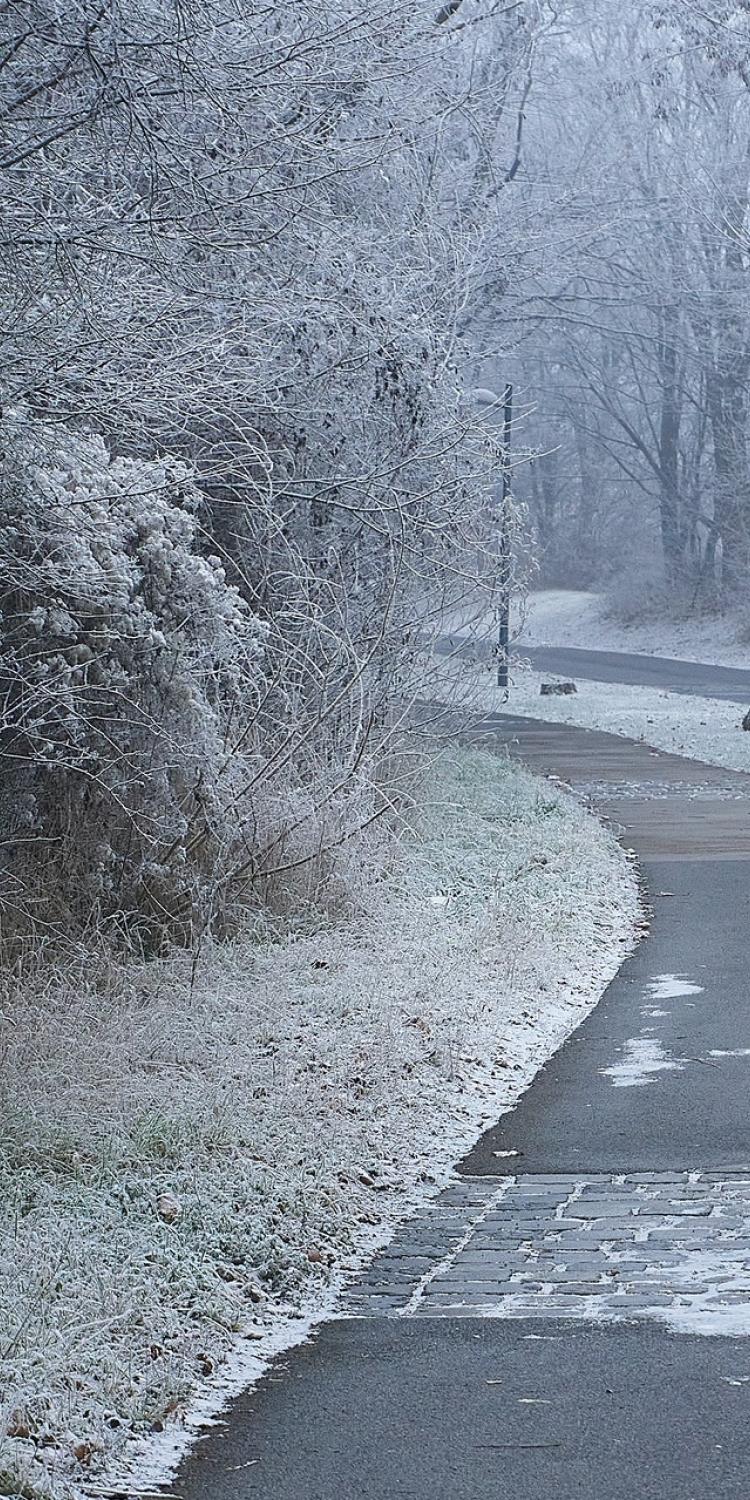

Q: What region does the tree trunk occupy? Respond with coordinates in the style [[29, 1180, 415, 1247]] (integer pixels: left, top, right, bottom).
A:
[[657, 305, 684, 590], [709, 374, 750, 596]]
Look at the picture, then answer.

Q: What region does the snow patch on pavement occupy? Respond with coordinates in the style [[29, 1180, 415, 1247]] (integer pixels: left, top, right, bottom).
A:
[[654, 1252, 750, 1337], [600, 1036, 684, 1088], [598, 978, 703, 1087], [648, 974, 704, 1000]]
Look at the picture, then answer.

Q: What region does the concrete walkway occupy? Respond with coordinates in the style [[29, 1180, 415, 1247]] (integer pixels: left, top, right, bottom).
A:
[[168, 707, 750, 1500]]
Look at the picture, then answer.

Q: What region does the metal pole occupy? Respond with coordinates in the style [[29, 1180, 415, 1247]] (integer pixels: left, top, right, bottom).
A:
[[497, 383, 513, 690]]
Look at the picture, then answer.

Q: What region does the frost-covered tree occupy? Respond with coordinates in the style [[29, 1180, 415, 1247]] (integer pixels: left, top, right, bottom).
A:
[[503, 0, 750, 604], [0, 412, 272, 943], [0, 1, 534, 942]]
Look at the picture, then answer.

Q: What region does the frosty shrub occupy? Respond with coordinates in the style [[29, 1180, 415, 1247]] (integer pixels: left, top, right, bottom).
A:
[[0, 0, 536, 952], [0, 410, 270, 948]]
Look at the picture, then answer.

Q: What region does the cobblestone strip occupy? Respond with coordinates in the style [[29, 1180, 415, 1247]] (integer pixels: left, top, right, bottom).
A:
[[340, 1172, 750, 1328], [342, 1178, 508, 1315]]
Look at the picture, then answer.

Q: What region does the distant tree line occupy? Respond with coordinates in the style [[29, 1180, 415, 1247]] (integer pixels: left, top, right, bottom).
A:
[[500, 0, 750, 610]]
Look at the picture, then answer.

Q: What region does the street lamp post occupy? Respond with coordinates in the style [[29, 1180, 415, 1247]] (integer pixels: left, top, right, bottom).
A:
[[497, 383, 513, 691], [472, 383, 513, 691]]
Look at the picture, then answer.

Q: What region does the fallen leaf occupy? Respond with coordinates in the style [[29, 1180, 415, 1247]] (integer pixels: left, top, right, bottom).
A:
[[157, 1191, 181, 1223]]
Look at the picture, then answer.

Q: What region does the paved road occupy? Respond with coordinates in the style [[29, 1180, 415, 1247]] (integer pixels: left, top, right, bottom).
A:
[[524, 645, 750, 703], [463, 858, 750, 1175], [438, 634, 750, 702], [169, 704, 750, 1500], [185, 1320, 750, 1500]]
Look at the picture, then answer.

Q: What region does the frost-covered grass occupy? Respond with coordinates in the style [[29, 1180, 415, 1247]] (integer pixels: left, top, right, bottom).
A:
[[439, 655, 750, 775], [0, 747, 638, 1500]]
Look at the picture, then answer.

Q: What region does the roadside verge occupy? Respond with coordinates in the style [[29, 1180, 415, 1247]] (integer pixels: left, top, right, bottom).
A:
[[0, 746, 639, 1500]]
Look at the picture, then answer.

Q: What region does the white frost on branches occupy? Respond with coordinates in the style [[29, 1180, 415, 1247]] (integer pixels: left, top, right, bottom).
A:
[[0, 413, 268, 940], [0, 0, 536, 943]]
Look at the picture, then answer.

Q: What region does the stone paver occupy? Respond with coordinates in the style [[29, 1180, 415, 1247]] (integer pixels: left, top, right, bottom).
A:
[[341, 1172, 750, 1322]]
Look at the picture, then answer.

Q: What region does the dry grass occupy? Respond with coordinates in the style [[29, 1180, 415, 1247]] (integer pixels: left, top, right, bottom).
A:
[[0, 746, 638, 1500]]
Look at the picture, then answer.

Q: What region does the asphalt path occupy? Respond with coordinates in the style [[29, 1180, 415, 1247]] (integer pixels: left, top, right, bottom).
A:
[[182, 1320, 750, 1500], [168, 689, 750, 1500], [524, 645, 750, 703], [463, 856, 750, 1175], [436, 633, 750, 702]]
